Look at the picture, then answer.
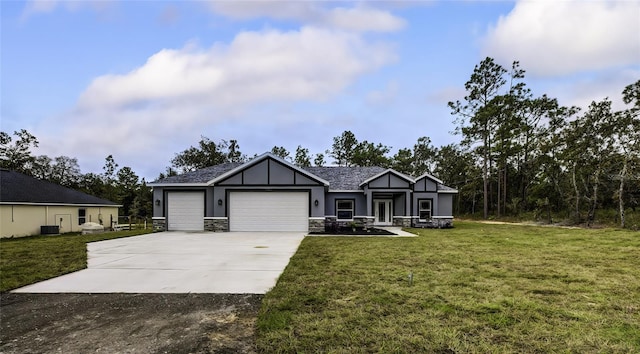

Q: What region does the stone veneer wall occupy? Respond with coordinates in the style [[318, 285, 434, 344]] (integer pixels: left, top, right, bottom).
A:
[[152, 218, 166, 232], [412, 217, 453, 229], [205, 218, 228, 232], [309, 218, 325, 233], [392, 217, 412, 228]]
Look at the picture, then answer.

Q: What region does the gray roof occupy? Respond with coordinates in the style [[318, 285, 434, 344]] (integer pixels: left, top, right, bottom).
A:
[[303, 166, 386, 190], [154, 163, 242, 184], [151, 156, 456, 192], [0, 169, 119, 205]]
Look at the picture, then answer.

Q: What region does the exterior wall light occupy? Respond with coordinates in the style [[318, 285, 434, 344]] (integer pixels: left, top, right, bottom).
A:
[[314, 199, 319, 206], [218, 199, 223, 206], [155, 199, 160, 206]]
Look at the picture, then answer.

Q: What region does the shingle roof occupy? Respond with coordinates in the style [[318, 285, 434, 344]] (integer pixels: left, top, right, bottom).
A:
[[303, 166, 386, 190], [150, 155, 457, 192], [0, 169, 119, 205], [153, 163, 242, 184]]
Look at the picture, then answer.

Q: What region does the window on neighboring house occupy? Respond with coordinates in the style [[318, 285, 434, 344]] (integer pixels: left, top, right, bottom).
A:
[[419, 200, 432, 221], [336, 200, 354, 220], [79, 208, 86, 225]]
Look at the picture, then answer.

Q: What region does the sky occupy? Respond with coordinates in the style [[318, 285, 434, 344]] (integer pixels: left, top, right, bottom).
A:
[[2, 0, 639, 181]]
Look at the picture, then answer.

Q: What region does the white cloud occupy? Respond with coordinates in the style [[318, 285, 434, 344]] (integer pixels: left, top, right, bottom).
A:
[[208, 1, 406, 32], [43, 26, 397, 178], [78, 27, 396, 109], [483, 0, 640, 76], [545, 69, 640, 113]]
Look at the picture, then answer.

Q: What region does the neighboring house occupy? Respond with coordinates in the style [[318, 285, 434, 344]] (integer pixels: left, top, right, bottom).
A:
[[0, 169, 120, 238], [149, 153, 458, 233]]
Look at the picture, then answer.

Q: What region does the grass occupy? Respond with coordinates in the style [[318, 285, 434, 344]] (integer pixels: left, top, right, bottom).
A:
[[257, 221, 640, 353], [0, 229, 153, 292]]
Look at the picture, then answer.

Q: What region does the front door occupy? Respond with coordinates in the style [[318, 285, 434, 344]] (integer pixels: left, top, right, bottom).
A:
[[374, 199, 392, 226]]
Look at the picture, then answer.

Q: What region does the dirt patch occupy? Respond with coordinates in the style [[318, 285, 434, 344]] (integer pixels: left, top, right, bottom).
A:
[[0, 293, 262, 354]]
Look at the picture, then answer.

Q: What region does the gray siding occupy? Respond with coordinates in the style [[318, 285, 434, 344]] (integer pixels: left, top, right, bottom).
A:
[[438, 194, 454, 216], [270, 161, 294, 184], [393, 193, 406, 215], [367, 172, 411, 189], [414, 177, 437, 192], [325, 192, 366, 216], [390, 174, 410, 188], [243, 160, 268, 184], [412, 192, 438, 217]]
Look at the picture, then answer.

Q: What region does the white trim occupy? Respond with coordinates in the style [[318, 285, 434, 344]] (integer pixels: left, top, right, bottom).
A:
[[209, 152, 330, 186], [432, 216, 454, 219], [414, 172, 444, 184], [308, 217, 325, 220], [328, 189, 363, 193], [152, 217, 166, 220], [204, 217, 228, 220], [392, 216, 412, 219], [0, 202, 121, 207], [336, 199, 355, 221], [147, 183, 209, 187], [438, 189, 459, 194], [359, 169, 414, 187]]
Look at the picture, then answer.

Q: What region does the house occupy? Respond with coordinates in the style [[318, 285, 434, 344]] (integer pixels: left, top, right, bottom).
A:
[[149, 153, 458, 233], [0, 169, 120, 238]]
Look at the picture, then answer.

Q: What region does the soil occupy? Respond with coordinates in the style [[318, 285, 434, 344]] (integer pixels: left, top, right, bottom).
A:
[[309, 227, 395, 235], [0, 293, 262, 354]]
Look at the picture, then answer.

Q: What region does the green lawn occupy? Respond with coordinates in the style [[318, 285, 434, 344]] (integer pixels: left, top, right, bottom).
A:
[[257, 221, 640, 353], [0, 229, 152, 292]]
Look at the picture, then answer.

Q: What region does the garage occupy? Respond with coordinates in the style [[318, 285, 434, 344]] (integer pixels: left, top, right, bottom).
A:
[[167, 192, 204, 231], [229, 192, 308, 232]]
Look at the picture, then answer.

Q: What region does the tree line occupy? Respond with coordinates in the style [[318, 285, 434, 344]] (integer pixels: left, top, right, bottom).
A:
[[2, 57, 638, 227], [0, 131, 152, 220]]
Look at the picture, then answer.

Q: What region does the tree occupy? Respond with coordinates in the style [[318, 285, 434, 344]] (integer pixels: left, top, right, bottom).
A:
[[438, 144, 482, 215], [0, 129, 39, 173], [449, 57, 508, 219], [330, 130, 358, 166], [117, 166, 140, 216], [352, 141, 390, 167], [171, 136, 229, 172], [613, 80, 640, 227], [227, 139, 244, 163], [412, 136, 437, 176], [294, 146, 311, 167], [392, 148, 413, 175], [270, 146, 290, 160], [314, 153, 325, 167], [50, 156, 81, 188], [102, 155, 119, 203], [131, 178, 153, 219], [30, 155, 53, 179]]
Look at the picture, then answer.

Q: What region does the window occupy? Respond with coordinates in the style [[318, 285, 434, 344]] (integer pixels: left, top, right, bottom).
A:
[[78, 208, 86, 225], [336, 200, 354, 220], [419, 200, 432, 221]]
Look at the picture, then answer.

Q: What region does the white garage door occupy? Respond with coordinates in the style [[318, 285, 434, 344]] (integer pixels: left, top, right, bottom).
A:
[[167, 192, 205, 231], [229, 192, 308, 232]]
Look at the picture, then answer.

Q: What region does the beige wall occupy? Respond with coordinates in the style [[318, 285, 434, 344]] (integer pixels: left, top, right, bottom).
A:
[[0, 205, 119, 238]]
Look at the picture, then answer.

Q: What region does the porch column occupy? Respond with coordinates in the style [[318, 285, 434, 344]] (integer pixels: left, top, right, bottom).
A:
[[405, 190, 411, 216], [364, 186, 372, 216]]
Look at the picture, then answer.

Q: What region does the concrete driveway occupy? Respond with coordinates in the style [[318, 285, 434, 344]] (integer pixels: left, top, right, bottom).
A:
[[12, 231, 306, 294]]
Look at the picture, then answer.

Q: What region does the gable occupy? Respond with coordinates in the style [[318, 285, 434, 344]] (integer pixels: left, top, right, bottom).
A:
[[216, 156, 326, 186], [363, 171, 412, 189], [413, 175, 439, 192]]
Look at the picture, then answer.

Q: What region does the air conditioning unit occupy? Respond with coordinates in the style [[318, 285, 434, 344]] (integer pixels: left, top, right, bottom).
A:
[[40, 225, 60, 235]]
